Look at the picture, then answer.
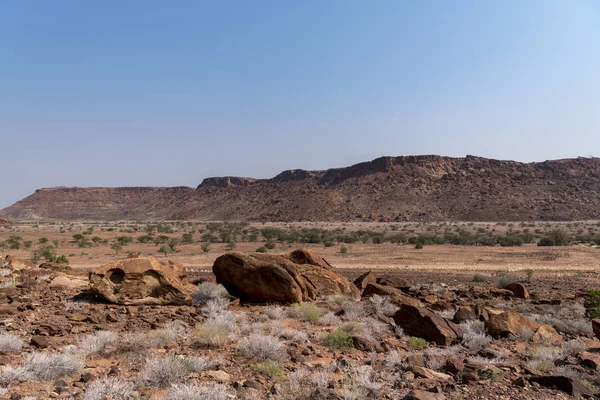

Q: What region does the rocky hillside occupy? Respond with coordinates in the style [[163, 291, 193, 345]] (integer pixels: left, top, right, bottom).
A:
[[3, 155, 600, 221]]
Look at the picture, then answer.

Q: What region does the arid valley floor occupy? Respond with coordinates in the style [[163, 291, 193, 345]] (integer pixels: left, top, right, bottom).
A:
[[0, 221, 599, 399]]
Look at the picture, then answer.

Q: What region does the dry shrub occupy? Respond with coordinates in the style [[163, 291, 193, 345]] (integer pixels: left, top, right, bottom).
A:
[[238, 334, 286, 361]]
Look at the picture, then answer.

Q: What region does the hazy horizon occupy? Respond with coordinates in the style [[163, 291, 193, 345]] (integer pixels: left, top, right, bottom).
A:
[[2, 1, 599, 208]]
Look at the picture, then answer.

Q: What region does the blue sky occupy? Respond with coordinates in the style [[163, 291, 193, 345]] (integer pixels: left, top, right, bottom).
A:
[[1, 1, 599, 208]]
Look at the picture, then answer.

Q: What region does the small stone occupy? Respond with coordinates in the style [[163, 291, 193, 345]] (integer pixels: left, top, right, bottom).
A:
[[30, 335, 49, 348], [80, 372, 94, 383], [206, 370, 231, 383]]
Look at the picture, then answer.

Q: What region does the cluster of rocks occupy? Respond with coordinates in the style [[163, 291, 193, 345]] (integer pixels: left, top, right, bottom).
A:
[[0, 250, 599, 399]]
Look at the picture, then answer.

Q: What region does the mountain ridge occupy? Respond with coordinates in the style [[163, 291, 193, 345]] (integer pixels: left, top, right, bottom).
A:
[[3, 155, 600, 222]]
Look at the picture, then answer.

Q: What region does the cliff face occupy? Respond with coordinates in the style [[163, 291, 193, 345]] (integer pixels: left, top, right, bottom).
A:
[[0, 187, 195, 221], [3, 155, 600, 222]]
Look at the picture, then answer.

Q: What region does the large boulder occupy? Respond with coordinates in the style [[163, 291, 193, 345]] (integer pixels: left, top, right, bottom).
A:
[[393, 304, 463, 346], [212, 249, 359, 303], [485, 311, 540, 338], [529, 376, 595, 398], [89, 257, 193, 305], [593, 319, 600, 340], [362, 283, 420, 307], [504, 282, 530, 299], [376, 276, 412, 291], [353, 271, 377, 291]]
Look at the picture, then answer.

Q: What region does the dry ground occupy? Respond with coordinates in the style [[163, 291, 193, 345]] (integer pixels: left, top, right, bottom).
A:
[[0, 221, 600, 399]]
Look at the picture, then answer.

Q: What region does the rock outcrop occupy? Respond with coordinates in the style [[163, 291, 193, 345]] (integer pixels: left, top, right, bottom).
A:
[[362, 283, 420, 307], [89, 257, 193, 305], [353, 271, 377, 291], [393, 304, 463, 346], [3, 256, 36, 271], [6, 155, 600, 222], [504, 283, 530, 299], [212, 249, 359, 303], [485, 311, 540, 338]]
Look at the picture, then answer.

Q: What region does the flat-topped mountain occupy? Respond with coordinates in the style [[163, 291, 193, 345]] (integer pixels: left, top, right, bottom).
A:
[[3, 155, 600, 221]]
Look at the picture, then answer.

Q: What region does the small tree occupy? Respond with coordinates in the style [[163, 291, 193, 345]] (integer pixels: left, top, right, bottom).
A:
[[168, 238, 179, 252], [38, 237, 48, 244], [181, 233, 193, 244], [55, 255, 69, 265], [30, 249, 41, 264], [158, 245, 171, 257], [111, 242, 123, 255], [7, 236, 21, 250], [41, 245, 58, 262]]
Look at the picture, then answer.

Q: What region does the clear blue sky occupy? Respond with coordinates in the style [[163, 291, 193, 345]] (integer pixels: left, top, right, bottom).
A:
[[1, 1, 599, 208]]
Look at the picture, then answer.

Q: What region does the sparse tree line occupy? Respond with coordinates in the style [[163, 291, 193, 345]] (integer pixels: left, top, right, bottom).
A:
[[1, 220, 599, 262]]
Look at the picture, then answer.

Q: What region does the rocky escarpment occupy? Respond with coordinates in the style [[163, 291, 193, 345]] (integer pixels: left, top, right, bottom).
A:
[[3, 155, 600, 221]]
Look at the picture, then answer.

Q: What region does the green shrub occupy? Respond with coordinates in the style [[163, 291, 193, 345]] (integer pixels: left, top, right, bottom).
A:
[[588, 290, 600, 308], [589, 308, 600, 319], [407, 337, 427, 350], [414, 241, 424, 249], [322, 331, 353, 349], [264, 241, 276, 250], [251, 361, 285, 380], [288, 303, 321, 323], [55, 255, 69, 265], [340, 246, 348, 254], [478, 368, 505, 381], [538, 229, 571, 246], [255, 246, 268, 253], [473, 274, 486, 282], [322, 238, 335, 247], [523, 268, 534, 282]]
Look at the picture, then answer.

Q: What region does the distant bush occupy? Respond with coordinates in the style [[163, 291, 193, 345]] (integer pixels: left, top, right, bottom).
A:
[[180, 233, 193, 244], [496, 274, 514, 289], [340, 246, 348, 254], [55, 255, 69, 264], [473, 274, 487, 283], [538, 229, 571, 246], [414, 241, 424, 249], [256, 246, 268, 253]]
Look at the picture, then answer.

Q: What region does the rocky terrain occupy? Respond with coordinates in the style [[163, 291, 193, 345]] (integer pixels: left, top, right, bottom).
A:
[[0, 249, 599, 399], [4, 155, 600, 222]]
